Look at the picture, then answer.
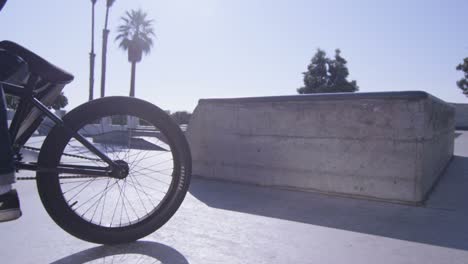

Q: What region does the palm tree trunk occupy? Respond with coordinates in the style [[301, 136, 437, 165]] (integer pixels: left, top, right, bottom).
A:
[[129, 62, 136, 97], [100, 7, 111, 98], [88, 1, 96, 101]]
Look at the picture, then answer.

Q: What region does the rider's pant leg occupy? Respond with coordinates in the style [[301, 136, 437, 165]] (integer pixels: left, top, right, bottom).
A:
[[0, 86, 15, 185]]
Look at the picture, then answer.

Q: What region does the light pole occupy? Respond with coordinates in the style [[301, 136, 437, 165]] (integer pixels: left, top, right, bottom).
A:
[[88, 0, 97, 101]]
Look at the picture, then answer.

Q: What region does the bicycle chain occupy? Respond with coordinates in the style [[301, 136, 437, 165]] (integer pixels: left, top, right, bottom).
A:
[[22, 146, 102, 161], [17, 175, 102, 180], [17, 146, 105, 181]]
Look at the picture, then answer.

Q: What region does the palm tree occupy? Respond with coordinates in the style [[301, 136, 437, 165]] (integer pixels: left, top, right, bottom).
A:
[[115, 9, 155, 97], [88, 0, 97, 101], [100, 0, 116, 98]]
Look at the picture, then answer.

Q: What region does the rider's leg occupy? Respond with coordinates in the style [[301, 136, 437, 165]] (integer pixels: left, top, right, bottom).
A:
[[0, 86, 21, 222]]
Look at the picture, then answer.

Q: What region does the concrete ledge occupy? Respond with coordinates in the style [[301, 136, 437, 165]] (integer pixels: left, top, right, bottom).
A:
[[187, 91, 455, 204], [199, 91, 431, 103]]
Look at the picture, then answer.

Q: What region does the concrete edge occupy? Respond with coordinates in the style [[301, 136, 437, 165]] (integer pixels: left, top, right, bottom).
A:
[[420, 155, 454, 206], [198, 91, 432, 104], [427, 94, 455, 109], [192, 175, 424, 207]]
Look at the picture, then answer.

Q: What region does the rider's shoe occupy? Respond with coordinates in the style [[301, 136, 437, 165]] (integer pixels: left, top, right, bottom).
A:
[[0, 189, 22, 222]]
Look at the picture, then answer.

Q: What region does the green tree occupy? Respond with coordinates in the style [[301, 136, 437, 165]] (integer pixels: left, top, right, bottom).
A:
[[456, 57, 468, 96], [328, 49, 358, 93], [170, 111, 192, 125], [5, 94, 19, 109], [298, 49, 328, 94], [115, 9, 155, 97], [298, 49, 358, 94], [4, 92, 67, 110], [51, 92, 69, 110]]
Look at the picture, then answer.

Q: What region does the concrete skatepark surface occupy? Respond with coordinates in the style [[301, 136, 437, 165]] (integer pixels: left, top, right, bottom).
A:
[[0, 132, 468, 263]]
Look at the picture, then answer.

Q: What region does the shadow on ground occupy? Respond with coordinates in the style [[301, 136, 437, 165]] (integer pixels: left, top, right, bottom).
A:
[[189, 156, 468, 251], [50, 241, 189, 264]]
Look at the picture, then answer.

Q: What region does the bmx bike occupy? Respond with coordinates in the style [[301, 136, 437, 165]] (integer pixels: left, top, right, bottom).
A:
[[0, 40, 192, 244]]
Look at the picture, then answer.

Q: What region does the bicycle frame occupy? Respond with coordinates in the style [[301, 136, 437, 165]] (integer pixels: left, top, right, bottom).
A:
[[0, 75, 122, 178]]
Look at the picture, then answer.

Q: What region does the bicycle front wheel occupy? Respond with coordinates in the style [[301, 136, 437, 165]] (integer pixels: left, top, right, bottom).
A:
[[36, 96, 191, 244]]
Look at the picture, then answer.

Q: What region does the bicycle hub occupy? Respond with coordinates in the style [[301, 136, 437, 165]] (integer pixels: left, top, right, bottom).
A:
[[112, 160, 130, 179]]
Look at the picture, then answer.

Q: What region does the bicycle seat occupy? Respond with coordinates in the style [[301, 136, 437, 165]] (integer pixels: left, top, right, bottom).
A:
[[0, 40, 74, 84]]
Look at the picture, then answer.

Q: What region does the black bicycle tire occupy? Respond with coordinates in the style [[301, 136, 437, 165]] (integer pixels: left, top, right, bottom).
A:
[[36, 96, 191, 244]]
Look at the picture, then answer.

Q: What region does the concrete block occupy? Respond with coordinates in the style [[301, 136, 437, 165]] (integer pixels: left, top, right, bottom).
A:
[[187, 91, 455, 204], [451, 103, 468, 129]]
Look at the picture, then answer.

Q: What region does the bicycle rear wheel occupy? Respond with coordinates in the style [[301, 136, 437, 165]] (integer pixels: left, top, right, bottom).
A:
[[36, 97, 191, 244]]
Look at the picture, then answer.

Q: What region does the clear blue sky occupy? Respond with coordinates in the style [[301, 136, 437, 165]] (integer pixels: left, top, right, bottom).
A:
[[0, 0, 467, 112]]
